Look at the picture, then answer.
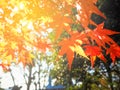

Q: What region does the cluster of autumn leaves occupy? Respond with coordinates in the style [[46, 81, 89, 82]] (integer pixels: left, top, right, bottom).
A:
[[0, 0, 120, 70]]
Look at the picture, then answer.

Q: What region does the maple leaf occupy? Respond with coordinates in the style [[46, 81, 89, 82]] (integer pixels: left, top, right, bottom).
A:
[[0, 63, 10, 72], [86, 23, 120, 48], [35, 39, 51, 53], [85, 45, 106, 67], [58, 38, 75, 69], [106, 44, 120, 63], [49, 14, 72, 39], [91, 0, 98, 4], [59, 31, 89, 69], [76, 0, 106, 28], [18, 50, 34, 66], [69, 31, 89, 45], [5, 42, 17, 60], [70, 44, 89, 59]]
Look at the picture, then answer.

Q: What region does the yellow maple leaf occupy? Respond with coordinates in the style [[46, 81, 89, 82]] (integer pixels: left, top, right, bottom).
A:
[[70, 44, 89, 59]]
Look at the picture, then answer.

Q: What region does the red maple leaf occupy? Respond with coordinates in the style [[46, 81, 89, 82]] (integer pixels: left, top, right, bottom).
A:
[[0, 63, 10, 72], [86, 23, 120, 48], [106, 44, 120, 63], [85, 45, 106, 67]]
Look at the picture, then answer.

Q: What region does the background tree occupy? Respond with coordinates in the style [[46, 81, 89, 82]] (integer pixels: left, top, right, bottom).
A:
[[22, 52, 53, 90]]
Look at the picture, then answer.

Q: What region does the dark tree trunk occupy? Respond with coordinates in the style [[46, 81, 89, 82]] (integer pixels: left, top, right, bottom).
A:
[[34, 82, 37, 90], [9, 68, 16, 86], [82, 80, 88, 90], [27, 65, 32, 90]]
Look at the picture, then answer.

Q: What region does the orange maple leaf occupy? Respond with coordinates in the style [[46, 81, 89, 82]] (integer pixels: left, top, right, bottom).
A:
[[35, 39, 51, 53], [59, 38, 75, 69], [76, 0, 106, 28], [49, 14, 72, 39], [58, 31, 89, 69]]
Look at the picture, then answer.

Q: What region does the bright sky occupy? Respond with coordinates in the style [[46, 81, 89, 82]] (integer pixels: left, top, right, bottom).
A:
[[0, 61, 51, 90], [0, 65, 27, 90]]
